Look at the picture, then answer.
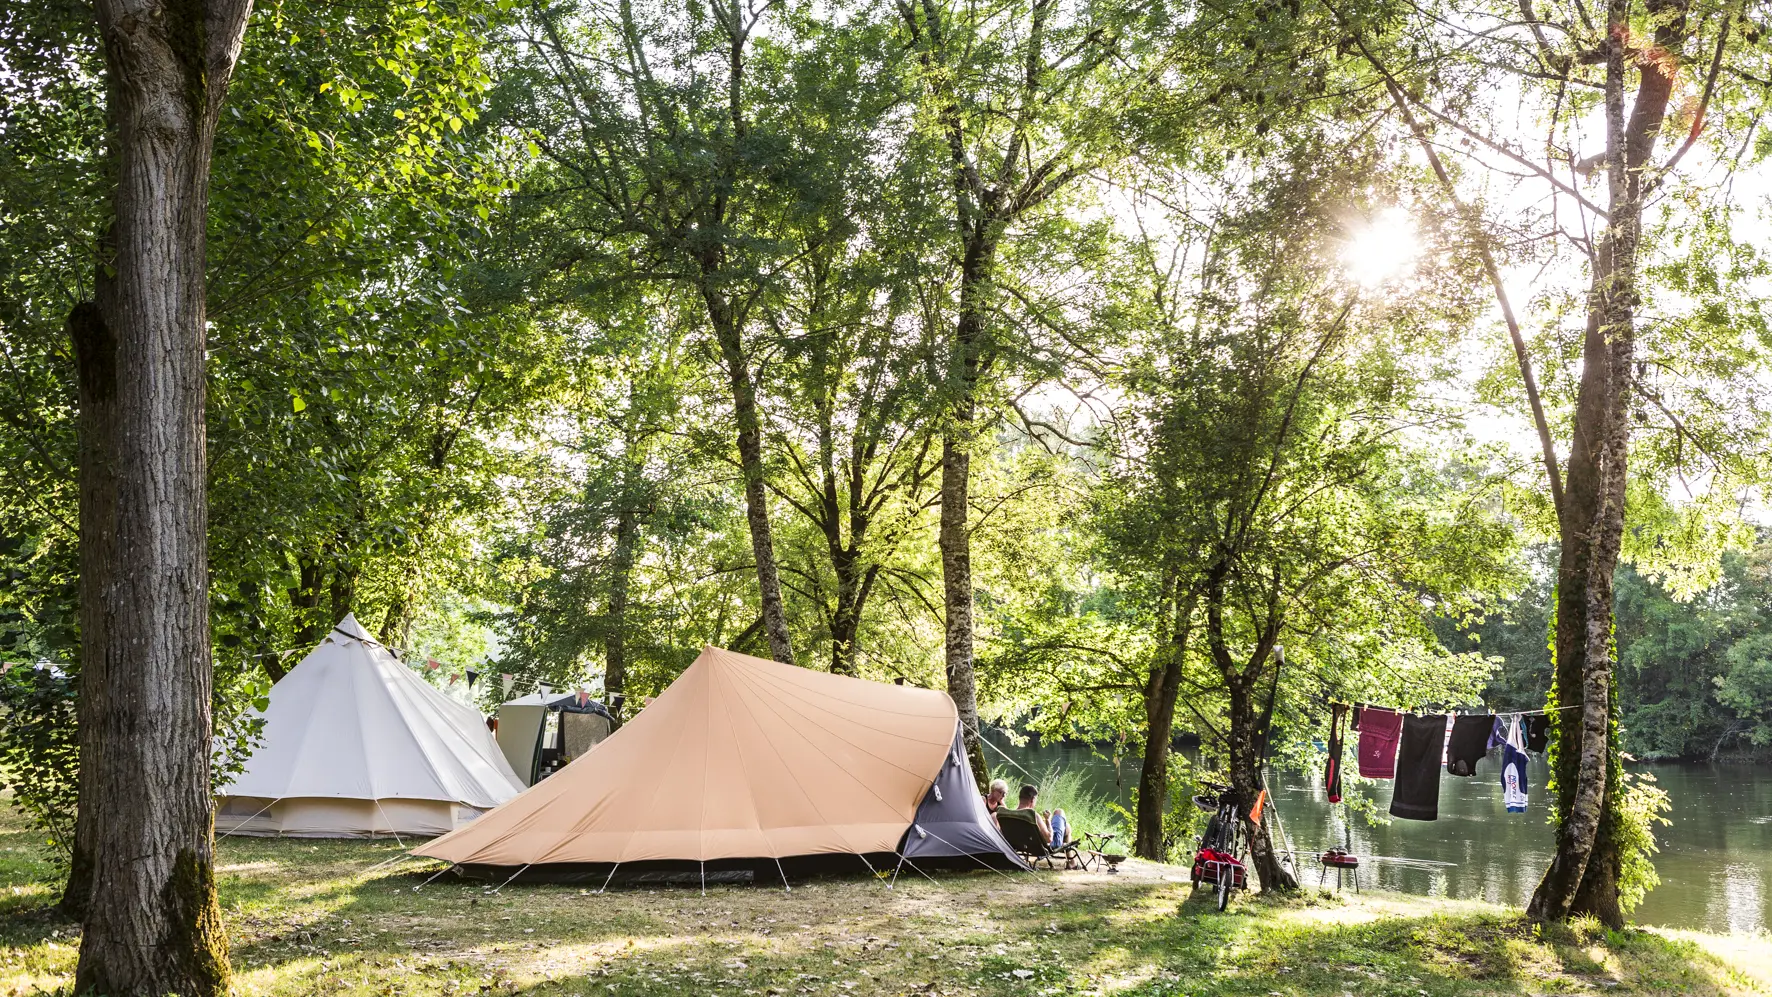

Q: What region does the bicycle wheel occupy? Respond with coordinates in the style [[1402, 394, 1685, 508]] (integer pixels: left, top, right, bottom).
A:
[[1216, 868, 1231, 911]]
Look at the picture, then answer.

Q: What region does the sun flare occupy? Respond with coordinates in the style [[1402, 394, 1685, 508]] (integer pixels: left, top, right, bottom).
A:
[[1343, 207, 1420, 288]]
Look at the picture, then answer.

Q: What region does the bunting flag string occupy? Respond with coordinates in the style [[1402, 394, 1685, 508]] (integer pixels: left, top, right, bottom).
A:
[[501, 673, 514, 697], [466, 669, 480, 689]]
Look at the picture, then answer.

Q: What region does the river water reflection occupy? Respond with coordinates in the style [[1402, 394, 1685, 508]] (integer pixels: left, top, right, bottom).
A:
[[987, 733, 1772, 934]]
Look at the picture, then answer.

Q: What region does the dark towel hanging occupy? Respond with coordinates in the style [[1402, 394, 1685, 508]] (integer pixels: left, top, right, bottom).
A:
[[1525, 713, 1551, 752], [1446, 714, 1497, 777], [1389, 714, 1447, 821]]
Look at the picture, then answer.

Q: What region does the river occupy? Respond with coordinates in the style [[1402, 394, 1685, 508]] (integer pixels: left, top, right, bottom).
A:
[[986, 733, 1772, 934]]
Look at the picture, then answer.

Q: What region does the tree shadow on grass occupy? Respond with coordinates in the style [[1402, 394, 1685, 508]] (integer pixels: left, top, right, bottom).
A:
[[198, 865, 1772, 997], [3, 826, 1764, 997], [1070, 890, 1764, 997]]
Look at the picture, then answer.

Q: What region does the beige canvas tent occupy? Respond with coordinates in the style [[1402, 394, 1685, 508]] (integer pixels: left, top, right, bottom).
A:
[[216, 614, 524, 837], [415, 645, 1024, 881]]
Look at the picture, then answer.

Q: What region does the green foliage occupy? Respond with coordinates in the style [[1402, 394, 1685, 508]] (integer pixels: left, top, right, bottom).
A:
[[0, 665, 77, 864], [1112, 752, 1204, 862], [1018, 763, 1118, 844], [1459, 542, 1772, 761], [1616, 771, 1672, 915]]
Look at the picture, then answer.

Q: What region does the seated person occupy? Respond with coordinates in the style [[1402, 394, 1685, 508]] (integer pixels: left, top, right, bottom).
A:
[[1003, 784, 1053, 845], [1048, 806, 1071, 847], [1000, 786, 1082, 868], [983, 778, 1009, 826]]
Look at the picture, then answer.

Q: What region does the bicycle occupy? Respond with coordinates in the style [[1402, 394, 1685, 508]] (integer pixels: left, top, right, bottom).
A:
[[1188, 782, 1249, 911]]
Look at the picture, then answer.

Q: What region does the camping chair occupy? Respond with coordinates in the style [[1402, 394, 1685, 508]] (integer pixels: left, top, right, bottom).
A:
[[998, 810, 1085, 870]]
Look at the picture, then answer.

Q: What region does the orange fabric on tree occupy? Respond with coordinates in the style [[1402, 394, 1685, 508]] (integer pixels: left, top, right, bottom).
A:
[[1249, 789, 1268, 826]]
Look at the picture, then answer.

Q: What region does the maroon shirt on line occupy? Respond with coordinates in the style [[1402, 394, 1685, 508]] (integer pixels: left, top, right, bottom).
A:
[[1356, 706, 1403, 779]]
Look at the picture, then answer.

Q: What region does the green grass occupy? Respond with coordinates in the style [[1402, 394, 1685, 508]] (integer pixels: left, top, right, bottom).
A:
[[1, 800, 1767, 997]]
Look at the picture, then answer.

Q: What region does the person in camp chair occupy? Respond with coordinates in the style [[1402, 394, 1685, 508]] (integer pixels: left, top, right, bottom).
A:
[[1006, 785, 1054, 844], [983, 778, 1009, 826], [1000, 784, 1080, 868]]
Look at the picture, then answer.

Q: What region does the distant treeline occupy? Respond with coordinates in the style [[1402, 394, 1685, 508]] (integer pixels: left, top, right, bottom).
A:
[[1446, 541, 1772, 762]]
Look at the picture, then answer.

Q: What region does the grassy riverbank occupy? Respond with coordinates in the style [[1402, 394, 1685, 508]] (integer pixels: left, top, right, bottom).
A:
[[2, 804, 1768, 997]]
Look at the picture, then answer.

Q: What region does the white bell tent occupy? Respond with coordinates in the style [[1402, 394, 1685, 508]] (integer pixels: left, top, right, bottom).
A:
[[215, 614, 524, 838]]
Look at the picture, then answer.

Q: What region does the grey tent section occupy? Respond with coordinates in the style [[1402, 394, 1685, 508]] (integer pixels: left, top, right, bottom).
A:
[[497, 692, 617, 786], [899, 726, 1030, 870]]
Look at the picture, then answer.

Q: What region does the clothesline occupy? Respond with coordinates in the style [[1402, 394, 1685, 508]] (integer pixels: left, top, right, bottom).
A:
[[1330, 700, 1583, 718]]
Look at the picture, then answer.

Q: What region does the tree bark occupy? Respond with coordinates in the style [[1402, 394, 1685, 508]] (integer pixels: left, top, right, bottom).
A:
[[1202, 560, 1295, 892], [327, 561, 356, 626], [379, 574, 416, 650], [1528, 0, 1685, 927], [604, 503, 638, 727], [60, 304, 106, 926], [57, 823, 94, 921], [1224, 670, 1294, 891], [706, 286, 796, 665], [287, 556, 325, 646], [72, 0, 251, 991], [1135, 580, 1194, 860], [941, 232, 997, 785], [940, 428, 987, 781], [823, 450, 880, 677], [828, 557, 866, 676]]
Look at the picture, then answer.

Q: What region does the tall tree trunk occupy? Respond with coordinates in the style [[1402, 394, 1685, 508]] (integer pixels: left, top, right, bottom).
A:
[[328, 564, 356, 627], [1528, 0, 1684, 927], [604, 504, 638, 727], [288, 556, 325, 646], [940, 429, 986, 780], [60, 305, 104, 926], [380, 571, 417, 650], [827, 557, 878, 677], [829, 563, 862, 677], [1135, 582, 1194, 861], [941, 234, 996, 785], [1224, 672, 1294, 892], [706, 287, 795, 665], [1203, 561, 1294, 892], [57, 809, 94, 921], [72, 1, 251, 991]]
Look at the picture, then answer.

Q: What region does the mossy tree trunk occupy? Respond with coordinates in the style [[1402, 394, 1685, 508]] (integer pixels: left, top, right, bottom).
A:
[[1205, 563, 1296, 894], [1134, 576, 1194, 861], [1342, 0, 1700, 927], [603, 502, 638, 727], [895, 0, 1114, 786], [1527, 0, 1686, 928], [938, 231, 997, 784], [70, 0, 252, 992]]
